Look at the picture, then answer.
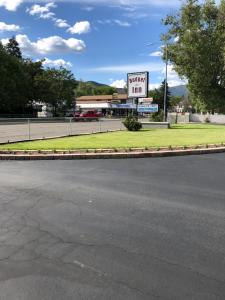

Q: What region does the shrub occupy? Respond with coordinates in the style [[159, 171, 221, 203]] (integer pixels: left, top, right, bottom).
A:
[[149, 110, 164, 122], [123, 115, 142, 131]]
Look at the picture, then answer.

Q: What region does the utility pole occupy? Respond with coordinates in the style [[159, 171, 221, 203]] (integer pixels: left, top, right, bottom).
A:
[[147, 41, 169, 122], [163, 43, 168, 122]]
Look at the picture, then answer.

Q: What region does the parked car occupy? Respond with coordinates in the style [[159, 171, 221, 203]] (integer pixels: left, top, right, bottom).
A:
[[73, 110, 102, 121], [74, 111, 81, 118]]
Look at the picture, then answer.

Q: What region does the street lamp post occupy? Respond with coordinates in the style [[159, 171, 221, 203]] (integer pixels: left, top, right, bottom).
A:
[[163, 43, 168, 122], [147, 42, 168, 122]]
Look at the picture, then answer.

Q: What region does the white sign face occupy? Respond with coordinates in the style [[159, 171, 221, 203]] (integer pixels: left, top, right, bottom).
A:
[[139, 97, 153, 103], [127, 72, 149, 98]]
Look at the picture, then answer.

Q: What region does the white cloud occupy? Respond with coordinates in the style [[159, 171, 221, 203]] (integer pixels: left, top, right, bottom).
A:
[[82, 6, 94, 11], [68, 21, 91, 34], [41, 12, 55, 19], [0, 0, 23, 11], [97, 19, 112, 25], [150, 78, 186, 90], [162, 65, 187, 87], [26, 2, 56, 19], [97, 19, 131, 27], [149, 51, 162, 57], [23, 0, 180, 7], [2, 34, 86, 55], [55, 18, 69, 28], [123, 12, 149, 19], [121, 5, 136, 12], [0, 22, 21, 32], [42, 58, 72, 68], [114, 20, 131, 27], [110, 79, 126, 88], [26, 2, 70, 28], [0, 0, 182, 11], [167, 79, 187, 87], [149, 83, 161, 90], [89, 62, 163, 73]]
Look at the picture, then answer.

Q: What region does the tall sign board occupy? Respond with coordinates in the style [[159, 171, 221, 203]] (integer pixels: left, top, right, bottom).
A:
[[127, 72, 149, 98]]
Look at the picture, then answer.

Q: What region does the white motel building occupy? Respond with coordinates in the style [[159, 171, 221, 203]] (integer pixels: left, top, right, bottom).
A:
[[76, 93, 137, 116]]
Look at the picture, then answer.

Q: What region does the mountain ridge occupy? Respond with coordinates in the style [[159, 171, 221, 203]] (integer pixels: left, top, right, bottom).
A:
[[82, 81, 188, 97], [169, 85, 188, 97]]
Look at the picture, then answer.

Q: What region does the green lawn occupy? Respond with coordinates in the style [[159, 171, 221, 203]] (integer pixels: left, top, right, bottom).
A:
[[1, 124, 225, 150]]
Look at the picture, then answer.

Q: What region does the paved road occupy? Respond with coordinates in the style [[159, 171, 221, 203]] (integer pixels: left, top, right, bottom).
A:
[[0, 119, 124, 143], [0, 154, 225, 299]]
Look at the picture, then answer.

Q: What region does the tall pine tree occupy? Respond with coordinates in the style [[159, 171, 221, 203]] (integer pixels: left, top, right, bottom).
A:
[[149, 80, 171, 111], [6, 37, 22, 59]]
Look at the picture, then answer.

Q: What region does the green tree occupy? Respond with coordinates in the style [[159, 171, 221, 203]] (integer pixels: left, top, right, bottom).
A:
[[75, 81, 93, 97], [149, 80, 171, 110], [170, 95, 182, 108], [0, 42, 29, 114], [0, 41, 4, 52], [93, 86, 116, 95], [0, 39, 79, 116], [5, 36, 22, 59], [163, 0, 225, 112], [34, 67, 78, 116], [75, 81, 116, 97], [23, 59, 44, 101]]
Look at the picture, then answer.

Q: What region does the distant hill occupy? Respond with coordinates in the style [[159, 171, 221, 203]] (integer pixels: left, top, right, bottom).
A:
[[81, 81, 126, 94], [85, 81, 109, 87], [169, 85, 188, 97], [81, 81, 188, 97]]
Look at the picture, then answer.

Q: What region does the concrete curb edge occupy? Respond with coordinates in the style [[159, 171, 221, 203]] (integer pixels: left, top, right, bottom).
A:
[[0, 146, 225, 160]]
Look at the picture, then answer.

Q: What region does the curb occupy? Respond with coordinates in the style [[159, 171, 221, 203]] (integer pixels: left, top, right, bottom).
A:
[[0, 147, 225, 160]]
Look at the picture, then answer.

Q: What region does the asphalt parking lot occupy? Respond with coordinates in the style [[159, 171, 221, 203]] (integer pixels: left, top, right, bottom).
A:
[[0, 119, 124, 143], [0, 154, 225, 299]]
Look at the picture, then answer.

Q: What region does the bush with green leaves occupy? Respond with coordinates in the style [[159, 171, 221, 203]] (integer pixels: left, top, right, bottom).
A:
[[123, 115, 142, 131], [149, 110, 164, 122]]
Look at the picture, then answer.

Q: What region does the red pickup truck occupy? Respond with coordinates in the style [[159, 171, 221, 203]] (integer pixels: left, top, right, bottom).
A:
[[74, 110, 102, 121]]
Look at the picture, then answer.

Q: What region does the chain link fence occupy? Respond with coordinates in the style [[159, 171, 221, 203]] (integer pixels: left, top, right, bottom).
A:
[[0, 118, 125, 144]]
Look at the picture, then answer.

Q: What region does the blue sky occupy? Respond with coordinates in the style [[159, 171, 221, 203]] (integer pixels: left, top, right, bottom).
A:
[[0, 0, 186, 89]]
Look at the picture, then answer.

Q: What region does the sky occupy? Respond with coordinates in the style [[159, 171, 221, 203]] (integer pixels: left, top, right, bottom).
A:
[[0, 0, 187, 89]]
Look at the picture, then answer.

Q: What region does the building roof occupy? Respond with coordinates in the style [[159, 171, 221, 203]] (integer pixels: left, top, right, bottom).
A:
[[77, 94, 128, 102]]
